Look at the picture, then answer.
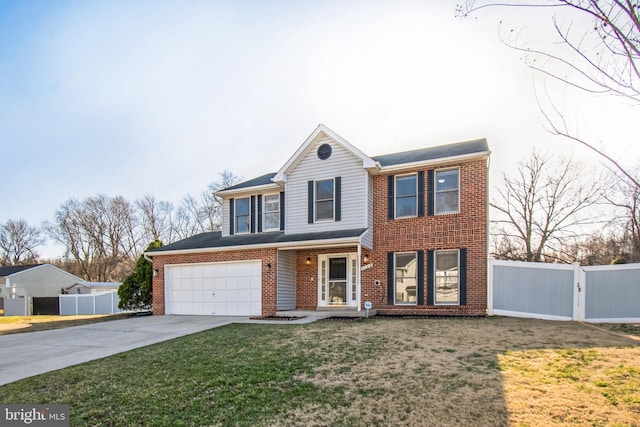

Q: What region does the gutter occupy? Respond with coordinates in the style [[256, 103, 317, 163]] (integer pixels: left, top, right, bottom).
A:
[[143, 235, 371, 258]]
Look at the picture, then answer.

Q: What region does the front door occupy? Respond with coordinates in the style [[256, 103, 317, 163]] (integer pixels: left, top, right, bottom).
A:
[[328, 257, 347, 305], [318, 253, 358, 308]]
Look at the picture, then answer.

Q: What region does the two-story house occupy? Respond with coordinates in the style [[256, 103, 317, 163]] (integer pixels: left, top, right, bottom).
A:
[[148, 124, 489, 317]]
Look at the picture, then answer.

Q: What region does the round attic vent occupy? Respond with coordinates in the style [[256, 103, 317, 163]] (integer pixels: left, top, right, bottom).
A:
[[317, 143, 332, 160]]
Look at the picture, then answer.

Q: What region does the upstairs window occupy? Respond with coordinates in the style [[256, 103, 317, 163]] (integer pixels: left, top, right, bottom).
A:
[[263, 194, 280, 231], [395, 174, 417, 218], [435, 168, 459, 214], [235, 197, 250, 234], [315, 179, 334, 221]]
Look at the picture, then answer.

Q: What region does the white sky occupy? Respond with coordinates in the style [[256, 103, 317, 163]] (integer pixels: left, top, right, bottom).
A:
[[0, 0, 637, 258]]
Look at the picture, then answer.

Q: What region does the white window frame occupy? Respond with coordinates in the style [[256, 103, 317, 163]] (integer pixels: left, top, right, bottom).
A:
[[395, 173, 418, 219], [435, 167, 460, 215], [314, 178, 335, 222], [263, 193, 280, 231], [394, 251, 418, 305], [434, 249, 460, 305], [234, 197, 251, 234]]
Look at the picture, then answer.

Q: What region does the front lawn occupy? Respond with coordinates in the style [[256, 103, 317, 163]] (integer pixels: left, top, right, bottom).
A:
[[0, 317, 638, 426]]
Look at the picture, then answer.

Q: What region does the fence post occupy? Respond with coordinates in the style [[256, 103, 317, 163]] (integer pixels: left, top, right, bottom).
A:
[[578, 267, 587, 321], [572, 262, 581, 321]]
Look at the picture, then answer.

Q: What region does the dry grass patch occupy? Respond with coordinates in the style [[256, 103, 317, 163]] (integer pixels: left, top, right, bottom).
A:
[[270, 317, 639, 427], [0, 313, 130, 335]]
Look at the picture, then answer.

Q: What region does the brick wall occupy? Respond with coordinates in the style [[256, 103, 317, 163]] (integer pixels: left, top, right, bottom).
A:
[[364, 158, 488, 316], [294, 246, 359, 309], [151, 248, 278, 316]]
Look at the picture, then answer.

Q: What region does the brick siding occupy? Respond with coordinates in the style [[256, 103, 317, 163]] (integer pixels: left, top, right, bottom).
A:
[[151, 248, 277, 316], [363, 158, 488, 315]]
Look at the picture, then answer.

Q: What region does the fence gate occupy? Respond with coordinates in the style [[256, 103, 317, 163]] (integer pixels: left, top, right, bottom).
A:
[[33, 297, 60, 315]]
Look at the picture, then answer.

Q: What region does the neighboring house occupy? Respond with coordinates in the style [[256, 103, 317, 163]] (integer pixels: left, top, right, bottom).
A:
[[147, 124, 489, 317], [65, 282, 121, 295], [0, 264, 85, 315]]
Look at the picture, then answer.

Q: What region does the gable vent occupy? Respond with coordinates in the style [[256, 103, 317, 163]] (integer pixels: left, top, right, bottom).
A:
[[317, 143, 332, 160]]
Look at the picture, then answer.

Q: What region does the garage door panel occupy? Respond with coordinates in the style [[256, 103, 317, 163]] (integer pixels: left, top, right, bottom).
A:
[[166, 261, 262, 316]]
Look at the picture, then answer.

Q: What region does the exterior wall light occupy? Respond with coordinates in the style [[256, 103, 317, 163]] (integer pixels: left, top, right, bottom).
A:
[[306, 257, 311, 265]]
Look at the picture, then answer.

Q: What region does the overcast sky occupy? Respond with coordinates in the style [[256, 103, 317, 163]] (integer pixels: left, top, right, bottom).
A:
[[1, 0, 637, 258]]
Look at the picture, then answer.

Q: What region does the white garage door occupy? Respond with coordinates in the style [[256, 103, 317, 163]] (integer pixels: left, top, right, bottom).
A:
[[165, 261, 262, 316]]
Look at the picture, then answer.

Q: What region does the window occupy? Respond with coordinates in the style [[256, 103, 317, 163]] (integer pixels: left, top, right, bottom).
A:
[[395, 252, 417, 305], [435, 250, 459, 304], [235, 197, 250, 234], [263, 194, 280, 231], [395, 174, 417, 218], [315, 179, 334, 221], [435, 168, 459, 214]]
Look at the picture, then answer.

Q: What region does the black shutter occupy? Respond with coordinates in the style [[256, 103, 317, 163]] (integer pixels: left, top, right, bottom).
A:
[[387, 175, 394, 220], [427, 250, 434, 305], [257, 195, 263, 233], [387, 252, 395, 305], [460, 248, 467, 306], [250, 196, 256, 234], [427, 170, 434, 216], [229, 198, 235, 236], [335, 176, 341, 221], [417, 171, 425, 217], [308, 181, 314, 224], [417, 250, 424, 305], [279, 191, 285, 231]]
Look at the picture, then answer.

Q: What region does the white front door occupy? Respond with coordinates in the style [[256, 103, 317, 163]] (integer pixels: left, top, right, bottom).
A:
[[318, 253, 358, 307]]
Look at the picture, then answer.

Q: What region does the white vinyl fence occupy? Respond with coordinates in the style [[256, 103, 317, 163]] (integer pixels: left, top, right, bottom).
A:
[[59, 291, 122, 316], [489, 260, 640, 323]]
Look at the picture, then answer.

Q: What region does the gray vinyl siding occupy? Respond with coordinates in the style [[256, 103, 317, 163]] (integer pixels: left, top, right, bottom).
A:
[[221, 198, 230, 237], [584, 268, 640, 319], [361, 174, 374, 249], [277, 251, 296, 310], [286, 135, 368, 234]]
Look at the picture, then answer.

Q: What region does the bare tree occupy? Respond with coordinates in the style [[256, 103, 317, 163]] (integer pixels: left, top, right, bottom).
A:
[[0, 219, 45, 266], [136, 194, 173, 242], [45, 195, 139, 281], [457, 1, 640, 189], [604, 167, 640, 261], [491, 151, 602, 262]]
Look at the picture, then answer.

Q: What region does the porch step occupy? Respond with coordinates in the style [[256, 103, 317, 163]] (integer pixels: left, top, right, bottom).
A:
[[275, 309, 377, 318]]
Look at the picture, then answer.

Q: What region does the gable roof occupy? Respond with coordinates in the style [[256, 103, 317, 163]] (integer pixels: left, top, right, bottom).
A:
[[0, 264, 43, 277], [147, 228, 369, 255], [372, 138, 489, 167], [273, 124, 377, 183], [216, 125, 489, 194], [220, 172, 278, 193]]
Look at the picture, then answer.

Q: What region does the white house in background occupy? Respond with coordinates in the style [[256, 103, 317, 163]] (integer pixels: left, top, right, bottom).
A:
[[64, 282, 121, 295], [0, 264, 82, 299]]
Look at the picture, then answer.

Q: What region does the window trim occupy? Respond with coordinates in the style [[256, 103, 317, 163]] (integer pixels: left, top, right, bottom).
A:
[[262, 193, 280, 232], [234, 197, 251, 234], [394, 251, 418, 306], [314, 178, 335, 222], [394, 173, 418, 219], [434, 167, 460, 215], [434, 249, 460, 305]]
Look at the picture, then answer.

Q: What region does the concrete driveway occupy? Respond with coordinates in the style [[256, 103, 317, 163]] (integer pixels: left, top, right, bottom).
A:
[[0, 315, 244, 386]]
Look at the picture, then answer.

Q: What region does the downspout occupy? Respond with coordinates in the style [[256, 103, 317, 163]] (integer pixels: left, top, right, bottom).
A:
[[357, 243, 362, 312], [143, 253, 153, 263], [486, 155, 491, 315]]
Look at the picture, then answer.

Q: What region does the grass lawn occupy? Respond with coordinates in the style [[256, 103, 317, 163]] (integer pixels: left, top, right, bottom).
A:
[[0, 313, 131, 335], [0, 317, 638, 426]]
